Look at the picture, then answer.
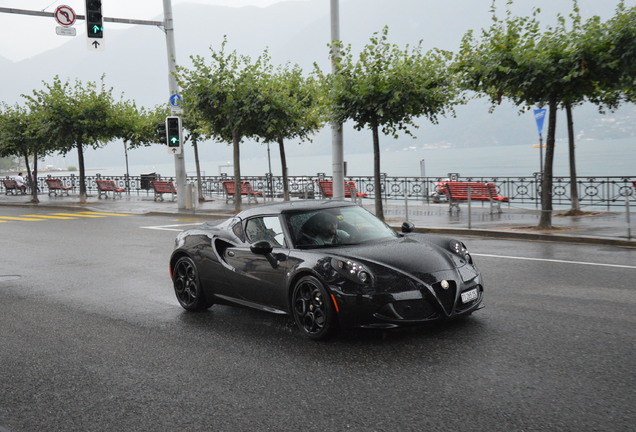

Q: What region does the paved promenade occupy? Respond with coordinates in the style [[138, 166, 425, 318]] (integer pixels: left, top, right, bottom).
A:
[[1, 192, 634, 246]]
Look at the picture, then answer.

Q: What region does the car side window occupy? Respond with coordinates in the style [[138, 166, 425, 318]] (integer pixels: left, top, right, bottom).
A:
[[245, 216, 286, 247], [232, 220, 245, 241]]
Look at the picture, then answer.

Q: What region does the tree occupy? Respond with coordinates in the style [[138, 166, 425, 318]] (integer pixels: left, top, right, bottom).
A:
[[0, 103, 46, 203], [456, 5, 567, 229], [553, 2, 633, 215], [257, 63, 324, 201], [323, 27, 459, 220], [176, 40, 278, 212], [23, 76, 122, 203], [181, 111, 212, 202], [457, 1, 636, 226], [600, 1, 636, 103]]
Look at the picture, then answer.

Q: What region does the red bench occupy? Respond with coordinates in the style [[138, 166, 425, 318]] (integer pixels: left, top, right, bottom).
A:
[[444, 182, 509, 214], [96, 179, 125, 199], [222, 181, 263, 204], [46, 178, 71, 196], [3, 179, 26, 195], [316, 181, 368, 202], [151, 180, 177, 202]]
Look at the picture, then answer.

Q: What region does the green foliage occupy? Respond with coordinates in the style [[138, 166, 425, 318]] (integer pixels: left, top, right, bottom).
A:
[[456, 0, 636, 110], [325, 26, 459, 137], [22, 75, 121, 154], [0, 103, 38, 159], [176, 39, 272, 144], [20, 75, 132, 202], [319, 26, 459, 219], [257, 63, 324, 144]]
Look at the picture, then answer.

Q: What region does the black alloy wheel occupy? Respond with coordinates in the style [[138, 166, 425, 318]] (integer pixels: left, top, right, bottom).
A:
[[172, 256, 212, 311], [292, 275, 337, 340]]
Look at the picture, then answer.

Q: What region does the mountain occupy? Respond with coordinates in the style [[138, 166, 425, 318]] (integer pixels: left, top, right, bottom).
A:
[[2, 0, 634, 171]]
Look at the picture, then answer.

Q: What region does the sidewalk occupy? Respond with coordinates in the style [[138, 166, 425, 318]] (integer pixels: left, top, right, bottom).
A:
[[1, 192, 634, 247]]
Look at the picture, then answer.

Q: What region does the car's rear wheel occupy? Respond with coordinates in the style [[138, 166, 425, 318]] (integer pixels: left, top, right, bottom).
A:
[[292, 275, 338, 340], [172, 256, 212, 311]]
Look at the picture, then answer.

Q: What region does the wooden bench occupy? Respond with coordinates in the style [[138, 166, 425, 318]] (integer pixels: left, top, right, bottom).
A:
[[46, 178, 71, 196], [151, 180, 177, 202], [316, 181, 368, 202], [3, 179, 26, 195], [96, 179, 125, 199], [221, 181, 263, 203], [444, 182, 509, 214]]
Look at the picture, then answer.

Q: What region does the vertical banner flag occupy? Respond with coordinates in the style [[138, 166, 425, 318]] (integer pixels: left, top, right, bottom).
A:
[[534, 108, 547, 136]]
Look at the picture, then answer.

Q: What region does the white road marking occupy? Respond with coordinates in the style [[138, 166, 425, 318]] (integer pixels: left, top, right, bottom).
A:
[[140, 223, 204, 232], [473, 253, 636, 270]]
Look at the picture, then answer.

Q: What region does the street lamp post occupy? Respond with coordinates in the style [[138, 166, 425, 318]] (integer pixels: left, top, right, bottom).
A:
[[330, 0, 344, 201], [163, 0, 187, 210]]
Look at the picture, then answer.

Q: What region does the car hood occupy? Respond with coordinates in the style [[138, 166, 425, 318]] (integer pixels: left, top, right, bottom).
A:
[[325, 236, 464, 274]]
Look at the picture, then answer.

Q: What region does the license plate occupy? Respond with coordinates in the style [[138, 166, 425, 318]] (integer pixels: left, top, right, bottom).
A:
[[461, 288, 478, 303]]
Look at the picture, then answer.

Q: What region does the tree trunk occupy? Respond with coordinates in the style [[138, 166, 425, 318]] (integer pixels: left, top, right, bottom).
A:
[[565, 102, 581, 214], [232, 130, 242, 212], [372, 125, 384, 221], [278, 138, 289, 201], [30, 153, 39, 204], [23, 151, 38, 204], [538, 99, 557, 229], [77, 143, 87, 204], [192, 139, 205, 202]]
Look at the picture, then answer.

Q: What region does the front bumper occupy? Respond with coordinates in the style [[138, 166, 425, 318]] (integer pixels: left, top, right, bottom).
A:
[[329, 268, 484, 329]]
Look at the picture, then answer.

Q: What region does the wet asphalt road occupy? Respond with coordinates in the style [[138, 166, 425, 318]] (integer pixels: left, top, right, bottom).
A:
[[1, 208, 635, 432]]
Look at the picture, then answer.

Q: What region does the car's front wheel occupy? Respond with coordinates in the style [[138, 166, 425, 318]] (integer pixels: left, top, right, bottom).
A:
[[172, 256, 212, 311], [292, 275, 338, 340]]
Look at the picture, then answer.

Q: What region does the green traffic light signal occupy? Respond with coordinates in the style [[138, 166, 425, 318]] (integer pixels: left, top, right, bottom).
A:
[[166, 117, 182, 147], [85, 0, 103, 39]]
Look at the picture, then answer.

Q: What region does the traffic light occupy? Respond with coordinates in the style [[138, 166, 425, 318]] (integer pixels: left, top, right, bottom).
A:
[[166, 116, 182, 148], [156, 122, 167, 145], [85, 0, 103, 38]]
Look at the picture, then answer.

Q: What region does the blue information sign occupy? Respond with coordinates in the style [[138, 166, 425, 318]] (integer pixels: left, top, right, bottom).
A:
[[534, 108, 547, 136], [169, 94, 182, 107]]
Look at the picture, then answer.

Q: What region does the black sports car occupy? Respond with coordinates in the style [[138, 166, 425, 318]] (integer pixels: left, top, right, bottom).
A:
[[170, 200, 484, 339]]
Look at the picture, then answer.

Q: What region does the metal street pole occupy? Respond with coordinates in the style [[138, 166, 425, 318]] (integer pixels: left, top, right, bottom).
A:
[[539, 134, 544, 175], [330, 0, 344, 201], [163, 0, 187, 210]]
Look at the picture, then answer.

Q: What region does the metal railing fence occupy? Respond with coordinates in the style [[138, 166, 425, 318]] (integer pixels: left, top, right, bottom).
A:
[[2, 173, 634, 209]]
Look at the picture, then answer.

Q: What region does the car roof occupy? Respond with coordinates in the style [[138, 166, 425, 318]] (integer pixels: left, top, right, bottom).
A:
[[236, 200, 358, 219]]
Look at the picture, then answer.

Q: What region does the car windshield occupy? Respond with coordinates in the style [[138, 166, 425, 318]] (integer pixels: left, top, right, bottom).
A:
[[285, 206, 398, 248]]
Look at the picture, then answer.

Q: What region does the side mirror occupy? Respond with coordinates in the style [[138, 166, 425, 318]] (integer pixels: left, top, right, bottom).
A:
[[250, 240, 273, 255], [401, 222, 415, 233], [250, 240, 279, 268]]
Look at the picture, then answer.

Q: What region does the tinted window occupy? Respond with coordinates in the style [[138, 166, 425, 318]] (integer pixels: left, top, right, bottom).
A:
[[286, 206, 397, 247], [245, 216, 286, 247]]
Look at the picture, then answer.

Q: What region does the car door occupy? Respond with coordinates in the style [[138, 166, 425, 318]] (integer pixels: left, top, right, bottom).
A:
[[222, 215, 290, 310]]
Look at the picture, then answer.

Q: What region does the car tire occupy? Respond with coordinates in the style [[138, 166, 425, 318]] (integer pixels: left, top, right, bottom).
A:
[[172, 256, 212, 311], [291, 275, 338, 340]]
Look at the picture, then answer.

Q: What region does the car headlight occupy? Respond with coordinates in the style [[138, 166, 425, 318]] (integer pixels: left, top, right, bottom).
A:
[[330, 258, 372, 284], [449, 240, 473, 264]]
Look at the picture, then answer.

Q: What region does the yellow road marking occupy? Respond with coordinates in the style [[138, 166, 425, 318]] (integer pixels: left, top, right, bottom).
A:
[[22, 214, 77, 220], [0, 216, 46, 221], [78, 211, 131, 217], [49, 213, 105, 218]]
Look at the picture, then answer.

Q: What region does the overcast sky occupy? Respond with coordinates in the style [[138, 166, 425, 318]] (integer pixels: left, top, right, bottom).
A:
[[0, 0, 298, 61]]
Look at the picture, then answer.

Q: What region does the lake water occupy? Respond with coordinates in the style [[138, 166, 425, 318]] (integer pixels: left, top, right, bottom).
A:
[[50, 136, 634, 179]]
